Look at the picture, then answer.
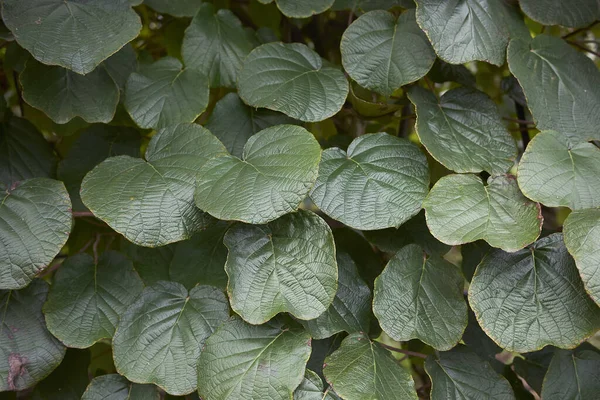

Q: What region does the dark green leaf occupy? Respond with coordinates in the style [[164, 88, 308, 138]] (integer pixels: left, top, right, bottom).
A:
[[144, 0, 203, 17], [541, 346, 600, 399], [82, 374, 160, 400], [294, 370, 339, 400], [512, 347, 554, 394], [519, 0, 599, 28], [31, 349, 90, 400], [460, 241, 491, 282], [275, 0, 334, 17]]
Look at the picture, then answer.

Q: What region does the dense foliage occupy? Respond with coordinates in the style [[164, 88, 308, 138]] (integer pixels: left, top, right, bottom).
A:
[[1, 0, 600, 399]]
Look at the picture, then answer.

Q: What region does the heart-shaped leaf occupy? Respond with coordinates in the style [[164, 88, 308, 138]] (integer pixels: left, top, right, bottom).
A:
[[113, 281, 229, 395], [519, 0, 599, 28], [144, 0, 203, 17], [81, 123, 226, 247], [224, 210, 337, 324], [82, 374, 160, 400], [341, 10, 435, 96], [1, 0, 141, 74], [373, 244, 467, 350], [238, 42, 349, 122], [517, 130, 600, 210], [43, 251, 144, 348], [0, 178, 72, 289], [275, 0, 335, 17], [408, 86, 517, 175], [195, 125, 321, 224], [310, 132, 429, 230], [541, 347, 600, 400], [423, 174, 542, 252], [197, 317, 312, 400], [469, 233, 600, 352]]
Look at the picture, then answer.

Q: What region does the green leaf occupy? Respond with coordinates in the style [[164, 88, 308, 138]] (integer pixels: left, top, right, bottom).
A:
[[31, 348, 90, 400], [460, 241, 491, 282], [0, 117, 57, 190], [224, 209, 337, 324], [0, 178, 72, 289], [0, 279, 66, 391], [333, 0, 415, 11], [238, 42, 349, 122], [408, 86, 517, 175], [182, 3, 255, 88], [294, 370, 339, 400], [508, 35, 600, 142], [423, 174, 542, 252], [323, 333, 418, 400], [540, 347, 600, 399], [124, 57, 209, 129], [2, 0, 141, 75], [57, 125, 141, 212], [144, 0, 203, 17], [428, 59, 475, 87], [43, 251, 144, 348], [517, 130, 600, 210], [310, 132, 429, 230], [519, 0, 599, 28], [82, 374, 160, 400], [103, 45, 138, 91], [373, 244, 467, 350], [205, 93, 297, 158], [197, 317, 312, 400], [564, 209, 600, 306], [121, 242, 173, 285], [275, 0, 334, 17], [195, 125, 321, 224], [113, 281, 229, 395], [333, 227, 385, 287], [512, 347, 554, 394], [425, 345, 515, 400], [81, 123, 226, 247], [469, 233, 600, 353], [341, 10, 435, 96], [302, 252, 371, 339], [20, 59, 119, 124], [415, 0, 509, 66]]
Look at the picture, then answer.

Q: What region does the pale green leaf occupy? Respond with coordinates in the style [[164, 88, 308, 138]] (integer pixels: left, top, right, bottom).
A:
[[541, 347, 600, 399], [519, 0, 599, 28], [144, 0, 203, 17], [82, 374, 160, 400], [275, 0, 334, 17]]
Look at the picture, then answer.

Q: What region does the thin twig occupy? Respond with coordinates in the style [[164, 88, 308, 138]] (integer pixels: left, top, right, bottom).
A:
[[13, 71, 24, 117], [72, 211, 95, 218], [515, 103, 530, 150], [378, 343, 428, 359], [92, 234, 102, 265], [78, 237, 95, 254], [567, 40, 600, 58], [562, 21, 599, 39], [424, 77, 437, 97]]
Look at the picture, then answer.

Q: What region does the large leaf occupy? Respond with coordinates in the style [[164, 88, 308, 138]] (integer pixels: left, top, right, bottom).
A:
[[205, 93, 297, 158], [302, 252, 371, 339], [323, 333, 417, 400], [341, 9, 435, 96], [182, 4, 255, 88], [238, 42, 349, 122], [81, 123, 226, 247], [373, 244, 467, 350], [425, 345, 515, 400], [0, 280, 66, 391], [415, 0, 509, 66], [224, 210, 337, 324], [82, 374, 160, 400], [275, 0, 335, 17], [408, 86, 517, 175], [540, 347, 600, 399], [113, 281, 229, 395], [517, 130, 600, 210], [564, 209, 600, 306], [43, 251, 144, 348], [423, 174, 542, 252], [124, 57, 209, 129], [508, 35, 600, 142], [0, 178, 72, 289], [195, 125, 321, 224], [20, 59, 119, 124], [1, 0, 141, 74], [197, 317, 312, 400], [144, 0, 203, 17], [310, 133, 429, 230], [469, 233, 600, 352], [519, 0, 599, 28], [57, 125, 141, 212], [0, 117, 57, 190]]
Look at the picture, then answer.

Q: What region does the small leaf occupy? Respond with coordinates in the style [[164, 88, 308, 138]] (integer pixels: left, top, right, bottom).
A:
[[121, 242, 173, 285], [425, 345, 515, 400], [113, 281, 229, 395], [341, 9, 435, 96], [517, 130, 600, 210], [103, 45, 138, 90], [423, 174, 542, 252], [81, 123, 226, 247], [373, 244, 467, 350], [197, 317, 312, 400], [323, 333, 418, 400], [224, 210, 337, 324], [540, 346, 600, 399], [2, 0, 141, 74], [294, 370, 339, 400], [31, 348, 90, 400], [469, 233, 600, 352], [195, 125, 321, 224], [512, 347, 554, 394], [519, 0, 599, 28], [0, 178, 72, 289], [460, 241, 491, 282], [0, 280, 66, 392], [125, 57, 209, 129], [144, 0, 203, 17], [310, 132, 429, 230], [238, 42, 349, 122], [43, 251, 144, 348], [82, 374, 160, 400], [408, 86, 517, 175], [275, 0, 335, 18]]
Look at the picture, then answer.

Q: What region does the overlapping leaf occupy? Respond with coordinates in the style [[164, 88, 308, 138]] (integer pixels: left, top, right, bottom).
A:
[[519, 0, 599, 28], [82, 374, 160, 400], [294, 370, 339, 400], [541, 346, 600, 399], [275, 0, 335, 18], [144, 0, 203, 17]]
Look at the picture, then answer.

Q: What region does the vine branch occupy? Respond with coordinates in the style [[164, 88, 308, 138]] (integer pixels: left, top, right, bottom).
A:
[[378, 343, 428, 359]]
